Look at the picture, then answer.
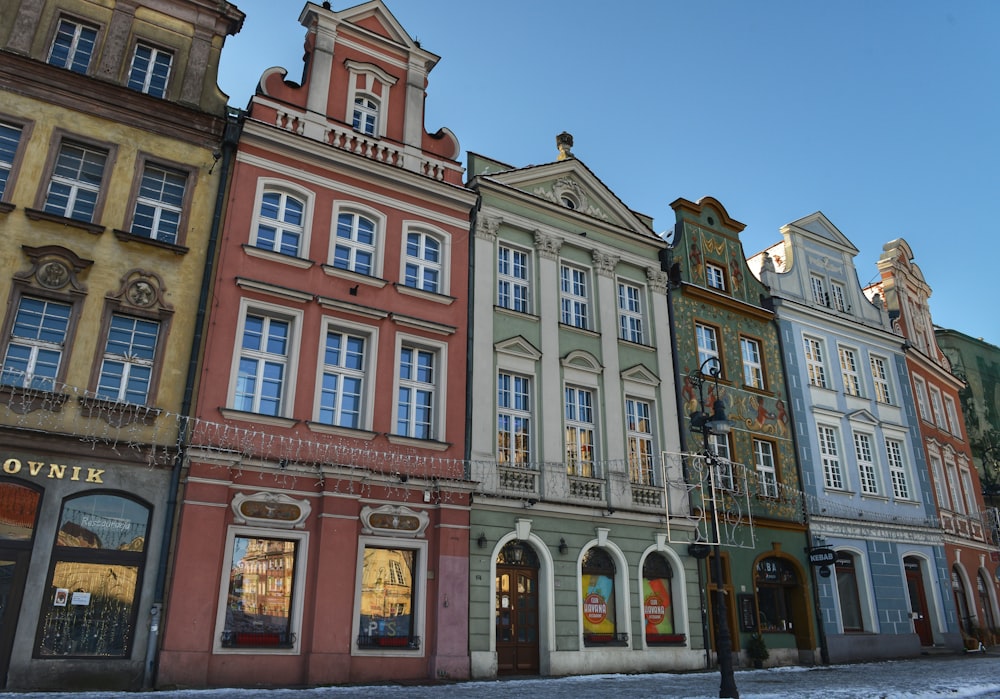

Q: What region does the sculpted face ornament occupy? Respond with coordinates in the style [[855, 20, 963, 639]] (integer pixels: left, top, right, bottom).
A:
[[37, 261, 70, 289], [127, 280, 155, 307]]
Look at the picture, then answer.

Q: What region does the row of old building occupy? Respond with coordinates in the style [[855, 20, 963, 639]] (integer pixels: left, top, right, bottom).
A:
[[0, 0, 998, 692]]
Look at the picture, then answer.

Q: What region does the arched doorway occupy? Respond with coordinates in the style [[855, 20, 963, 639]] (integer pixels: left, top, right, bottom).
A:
[[495, 540, 539, 675], [952, 567, 973, 637], [755, 554, 812, 651], [904, 556, 933, 646], [0, 481, 42, 685]]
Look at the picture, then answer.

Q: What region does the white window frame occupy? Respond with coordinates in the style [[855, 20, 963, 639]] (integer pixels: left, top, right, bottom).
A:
[[351, 95, 380, 136], [870, 354, 892, 404], [961, 466, 978, 516], [497, 370, 532, 466], [344, 60, 397, 140], [44, 140, 108, 222], [351, 535, 428, 657], [838, 345, 862, 397], [250, 181, 312, 258], [617, 280, 645, 344], [753, 438, 778, 498], [212, 525, 308, 654], [127, 42, 173, 97], [708, 432, 735, 492], [229, 300, 301, 418], [928, 451, 948, 511], [96, 314, 160, 405], [944, 395, 961, 437], [0, 120, 24, 200], [131, 161, 187, 244], [819, 424, 845, 490], [705, 262, 726, 291], [1, 296, 72, 391], [885, 437, 911, 500], [331, 202, 384, 278], [853, 431, 880, 496], [740, 336, 764, 389], [392, 334, 447, 442], [560, 263, 591, 330], [830, 282, 847, 312], [401, 224, 449, 295], [314, 319, 376, 431], [913, 375, 932, 423], [48, 17, 98, 74], [626, 397, 655, 485], [497, 244, 531, 313], [565, 385, 597, 478], [928, 385, 948, 430], [803, 335, 827, 388], [810, 274, 827, 306], [696, 322, 720, 373]]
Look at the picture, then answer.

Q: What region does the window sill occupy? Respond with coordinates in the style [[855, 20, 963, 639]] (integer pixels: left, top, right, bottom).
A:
[[320, 264, 388, 288], [584, 633, 629, 647], [617, 337, 655, 351], [386, 433, 451, 452], [0, 385, 70, 414], [242, 244, 313, 268], [221, 631, 296, 649], [393, 283, 455, 305], [78, 396, 161, 427], [219, 408, 299, 429], [25, 208, 105, 235], [114, 229, 189, 254], [0, 202, 14, 214], [305, 421, 377, 441], [494, 305, 539, 321]]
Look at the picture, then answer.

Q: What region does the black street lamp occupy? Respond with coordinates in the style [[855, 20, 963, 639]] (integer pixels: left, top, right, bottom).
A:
[[690, 357, 739, 699]]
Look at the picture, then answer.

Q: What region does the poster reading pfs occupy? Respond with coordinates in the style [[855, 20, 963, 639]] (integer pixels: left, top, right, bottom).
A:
[[643, 577, 673, 635], [581, 574, 614, 635]]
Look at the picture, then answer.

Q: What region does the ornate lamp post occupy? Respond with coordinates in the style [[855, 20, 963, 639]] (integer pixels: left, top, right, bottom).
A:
[[689, 358, 739, 699]]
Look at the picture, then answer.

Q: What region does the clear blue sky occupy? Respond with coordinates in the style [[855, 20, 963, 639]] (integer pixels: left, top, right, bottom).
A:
[[218, 1, 1000, 347]]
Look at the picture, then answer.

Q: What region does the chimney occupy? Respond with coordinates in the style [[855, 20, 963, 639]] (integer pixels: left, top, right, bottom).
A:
[[556, 131, 574, 160]]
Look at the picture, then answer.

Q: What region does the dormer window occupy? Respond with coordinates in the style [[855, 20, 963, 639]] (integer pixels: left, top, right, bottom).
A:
[[352, 96, 379, 136], [706, 263, 726, 291], [344, 61, 397, 140]]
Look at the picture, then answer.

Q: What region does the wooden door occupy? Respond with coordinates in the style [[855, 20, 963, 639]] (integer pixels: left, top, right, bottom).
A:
[[905, 557, 933, 646], [495, 566, 539, 674], [0, 549, 30, 686]]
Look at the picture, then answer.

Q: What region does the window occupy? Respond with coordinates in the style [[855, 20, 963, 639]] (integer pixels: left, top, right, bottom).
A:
[[810, 274, 827, 306], [254, 190, 305, 257], [642, 554, 678, 644], [333, 211, 377, 275], [803, 336, 827, 388], [870, 355, 891, 404], [978, 573, 997, 633], [928, 452, 947, 510], [582, 547, 620, 645], [318, 328, 367, 428], [946, 458, 963, 513], [818, 425, 844, 490], [497, 245, 530, 313], [127, 43, 172, 97], [706, 262, 726, 291], [131, 163, 186, 244], [928, 386, 948, 430], [403, 231, 441, 293], [358, 546, 419, 647], [830, 282, 847, 312], [560, 264, 590, 329], [944, 395, 961, 436], [709, 433, 734, 491], [740, 337, 764, 389], [36, 493, 149, 657], [234, 313, 290, 416], [853, 432, 879, 495], [44, 141, 108, 222], [913, 375, 932, 422], [0, 121, 23, 199], [886, 438, 910, 500], [221, 533, 299, 649], [565, 386, 596, 478], [617, 281, 644, 343], [696, 323, 720, 373], [396, 345, 436, 440], [352, 96, 379, 136], [626, 398, 654, 485], [839, 346, 862, 397], [96, 315, 160, 404], [754, 439, 778, 498], [497, 371, 531, 466], [961, 468, 978, 516], [48, 18, 98, 74], [835, 553, 865, 632], [756, 557, 799, 632], [1, 296, 72, 390]]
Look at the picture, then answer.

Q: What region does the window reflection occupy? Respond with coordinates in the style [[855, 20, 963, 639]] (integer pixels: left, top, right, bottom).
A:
[[358, 547, 416, 647], [223, 535, 297, 647]]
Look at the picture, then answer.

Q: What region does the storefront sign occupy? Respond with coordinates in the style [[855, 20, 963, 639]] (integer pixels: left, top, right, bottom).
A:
[[808, 547, 835, 566], [584, 593, 607, 624], [2, 458, 104, 483]]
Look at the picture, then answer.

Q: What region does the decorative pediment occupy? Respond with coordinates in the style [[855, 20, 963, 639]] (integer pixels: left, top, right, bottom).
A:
[[106, 270, 173, 314], [561, 350, 602, 374], [621, 364, 660, 387], [231, 492, 311, 529], [496, 336, 541, 361], [360, 504, 429, 539], [782, 212, 858, 256], [846, 409, 879, 426], [16, 245, 93, 296]]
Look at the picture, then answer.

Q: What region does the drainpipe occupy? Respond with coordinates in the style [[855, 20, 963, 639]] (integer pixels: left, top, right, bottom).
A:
[[143, 108, 244, 689]]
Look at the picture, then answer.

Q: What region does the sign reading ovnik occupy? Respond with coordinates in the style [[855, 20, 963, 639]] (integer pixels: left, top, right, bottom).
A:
[[2, 458, 105, 483]]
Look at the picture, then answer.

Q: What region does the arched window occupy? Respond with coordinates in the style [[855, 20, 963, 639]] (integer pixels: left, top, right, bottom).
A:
[[978, 572, 997, 632], [403, 231, 441, 293], [352, 96, 379, 136], [643, 553, 681, 644], [333, 211, 377, 276], [254, 190, 305, 257], [755, 556, 799, 633], [582, 547, 622, 645], [35, 492, 150, 657], [835, 552, 864, 632], [953, 567, 973, 635]]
